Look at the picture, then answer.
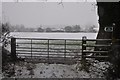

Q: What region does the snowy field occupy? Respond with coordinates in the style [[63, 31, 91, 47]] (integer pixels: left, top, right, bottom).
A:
[[10, 32, 98, 39]]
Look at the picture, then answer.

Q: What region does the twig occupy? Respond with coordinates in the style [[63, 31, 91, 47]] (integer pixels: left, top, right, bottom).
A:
[[58, 0, 64, 8]]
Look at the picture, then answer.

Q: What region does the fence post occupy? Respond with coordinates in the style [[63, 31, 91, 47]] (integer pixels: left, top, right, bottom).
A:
[[81, 36, 87, 71], [11, 38, 17, 61]]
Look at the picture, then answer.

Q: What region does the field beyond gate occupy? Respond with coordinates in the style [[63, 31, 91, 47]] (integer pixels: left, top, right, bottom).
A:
[[11, 37, 112, 64]]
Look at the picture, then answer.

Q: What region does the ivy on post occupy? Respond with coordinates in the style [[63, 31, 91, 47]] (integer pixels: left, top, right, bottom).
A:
[[81, 36, 88, 71], [11, 37, 17, 61]]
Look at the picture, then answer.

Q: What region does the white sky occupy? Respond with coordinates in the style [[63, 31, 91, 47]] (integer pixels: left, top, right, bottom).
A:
[[2, 2, 99, 28]]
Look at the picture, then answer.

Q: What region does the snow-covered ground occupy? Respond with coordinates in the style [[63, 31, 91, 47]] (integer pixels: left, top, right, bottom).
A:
[[2, 61, 109, 78], [14, 63, 90, 78], [10, 32, 97, 39]]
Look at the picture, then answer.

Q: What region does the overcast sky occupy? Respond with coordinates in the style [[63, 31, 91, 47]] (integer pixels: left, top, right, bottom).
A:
[[2, 2, 98, 28]]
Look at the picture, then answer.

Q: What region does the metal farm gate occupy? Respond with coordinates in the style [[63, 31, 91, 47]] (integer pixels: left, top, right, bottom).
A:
[[11, 38, 82, 64], [11, 37, 114, 64]]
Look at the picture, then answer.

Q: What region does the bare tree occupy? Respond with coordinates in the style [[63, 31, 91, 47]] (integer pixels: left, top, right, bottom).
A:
[[45, 27, 52, 32], [64, 26, 72, 32], [73, 25, 81, 32]]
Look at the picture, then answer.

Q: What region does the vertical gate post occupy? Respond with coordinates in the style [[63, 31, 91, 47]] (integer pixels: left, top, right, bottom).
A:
[[81, 36, 87, 71], [11, 38, 17, 61]]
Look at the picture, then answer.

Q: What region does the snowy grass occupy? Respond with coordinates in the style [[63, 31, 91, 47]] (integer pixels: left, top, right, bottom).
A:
[[10, 32, 98, 39], [2, 60, 109, 78]]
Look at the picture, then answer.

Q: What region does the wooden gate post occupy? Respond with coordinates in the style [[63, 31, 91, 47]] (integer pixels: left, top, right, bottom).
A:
[[64, 40, 66, 60], [11, 38, 17, 61], [81, 36, 87, 71]]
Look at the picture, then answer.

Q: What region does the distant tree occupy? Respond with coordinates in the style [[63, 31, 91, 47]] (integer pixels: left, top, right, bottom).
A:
[[37, 27, 44, 32], [2, 23, 10, 34], [14, 24, 26, 32], [9, 26, 15, 32], [29, 28, 35, 32], [45, 27, 52, 32], [73, 25, 81, 32], [88, 25, 97, 33], [20, 24, 25, 32], [64, 26, 72, 32], [84, 25, 97, 33]]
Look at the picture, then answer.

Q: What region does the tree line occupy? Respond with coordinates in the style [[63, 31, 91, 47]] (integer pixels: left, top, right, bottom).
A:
[[37, 25, 97, 33], [1, 23, 98, 33]]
